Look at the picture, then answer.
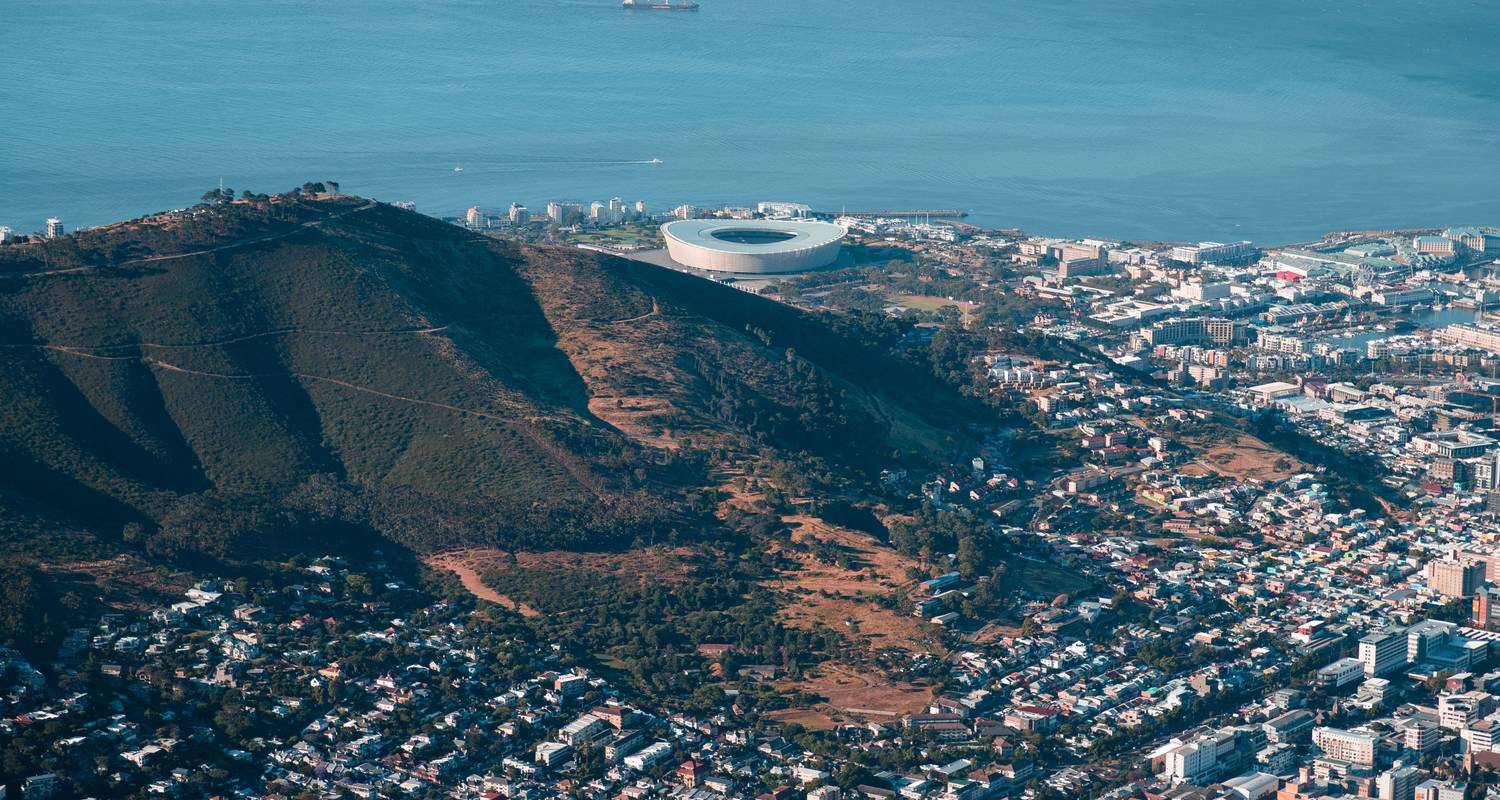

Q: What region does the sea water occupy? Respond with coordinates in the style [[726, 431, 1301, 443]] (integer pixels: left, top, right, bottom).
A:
[[3, 0, 1498, 243]]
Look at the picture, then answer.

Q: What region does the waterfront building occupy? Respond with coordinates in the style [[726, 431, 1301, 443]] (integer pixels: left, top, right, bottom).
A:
[[1257, 330, 1308, 355], [1142, 317, 1245, 347], [1412, 236, 1458, 257], [1444, 227, 1498, 253], [756, 201, 811, 218], [1170, 240, 1255, 264], [1370, 288, 1435, 307], [1438, 323, 1500, 355], [1055, 242, 1110, 278], [508, 203, 529, 224], [45, 218, 64, 238], [546, 201, 583, 225]]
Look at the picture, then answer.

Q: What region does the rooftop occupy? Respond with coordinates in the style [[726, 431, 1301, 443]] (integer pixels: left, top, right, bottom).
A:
[[661, 219, 845, 255]]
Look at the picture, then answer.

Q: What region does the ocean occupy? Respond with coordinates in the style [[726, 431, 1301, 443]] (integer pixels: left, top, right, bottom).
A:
[[3, 0, 1498, 244]]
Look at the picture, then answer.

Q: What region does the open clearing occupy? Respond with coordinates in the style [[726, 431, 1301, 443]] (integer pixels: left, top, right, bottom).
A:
[[1184, 429, 1306, 482], [889, 293, 977, 322], [39, 554, 193, 613], [587, 395, 680, 450], [763, 708, 838, 730], [425, 551, 542, 617], [769, 515, 943, 656], [1009, 558, 1093, 600], [778, 663, 933, 721]]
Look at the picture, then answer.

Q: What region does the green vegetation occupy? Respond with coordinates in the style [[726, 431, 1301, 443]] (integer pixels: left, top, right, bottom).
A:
[[0, 193, 991, 643], [482, 558, 837, 704]]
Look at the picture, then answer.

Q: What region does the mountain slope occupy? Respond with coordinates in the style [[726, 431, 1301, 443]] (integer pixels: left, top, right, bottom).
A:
[[0, 195, 979, 561]]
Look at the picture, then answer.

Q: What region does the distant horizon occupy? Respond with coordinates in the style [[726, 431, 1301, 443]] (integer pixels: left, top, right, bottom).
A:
[[5, 0, 1498, 245], [11, 186, 1492, 253]]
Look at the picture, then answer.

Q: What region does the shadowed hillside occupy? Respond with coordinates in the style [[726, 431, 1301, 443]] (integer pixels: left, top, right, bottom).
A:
[[0, 194, 982, 567]]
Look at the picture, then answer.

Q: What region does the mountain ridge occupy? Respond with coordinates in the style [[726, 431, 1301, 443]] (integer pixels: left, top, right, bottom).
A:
[[0, 194, 983, 566]]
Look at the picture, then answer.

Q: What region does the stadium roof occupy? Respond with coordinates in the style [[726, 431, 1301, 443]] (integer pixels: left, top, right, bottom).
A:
[[662, 219, 845, 255]]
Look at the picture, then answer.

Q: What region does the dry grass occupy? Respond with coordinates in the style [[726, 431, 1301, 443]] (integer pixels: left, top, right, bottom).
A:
[[1009, 558, 1092, 599], [763, 708, 838, 730], [1186, 430, 1305, 482], [713, 469, 772, 516], [769, 515, 943, 656], [587, 395, 681, 450], [780, 663, 933, 719], [889, 293, 978, 323], [39, 554, 193, 613]]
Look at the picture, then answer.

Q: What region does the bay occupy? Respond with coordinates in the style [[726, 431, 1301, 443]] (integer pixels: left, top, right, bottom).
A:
[[2, 0, 1498, 243]]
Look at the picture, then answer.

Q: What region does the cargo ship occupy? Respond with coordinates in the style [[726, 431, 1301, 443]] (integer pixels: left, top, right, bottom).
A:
[[622, 0, 699, 9]]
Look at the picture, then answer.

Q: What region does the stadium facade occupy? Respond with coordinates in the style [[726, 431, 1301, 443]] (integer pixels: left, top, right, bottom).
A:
[[661, 219, 846, 274]]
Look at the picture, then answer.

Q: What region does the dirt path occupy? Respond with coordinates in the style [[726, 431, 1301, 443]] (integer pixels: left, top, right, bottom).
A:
[[424, 553, 541, 617], [8, 325, 449, 353], [2, 327, 451, 363], [608, 299, 660, 325]]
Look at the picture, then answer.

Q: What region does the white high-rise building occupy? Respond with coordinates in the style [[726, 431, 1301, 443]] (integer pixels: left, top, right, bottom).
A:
[[1378, 766, 1422, 800], [757, 201, 813, 218], [45, 218, 64, 238], [0, 225, 13, 243], [1359, 628, 1407, 678], [546, 201, 582, 224], [1170, 240, 1254, 264]]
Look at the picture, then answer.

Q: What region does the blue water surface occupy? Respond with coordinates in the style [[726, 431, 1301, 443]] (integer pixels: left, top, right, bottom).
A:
[[3, 0, 1498, 243]]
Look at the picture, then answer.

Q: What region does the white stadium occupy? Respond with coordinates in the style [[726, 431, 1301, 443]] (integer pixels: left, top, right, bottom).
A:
[[660, 219, 846, 274]]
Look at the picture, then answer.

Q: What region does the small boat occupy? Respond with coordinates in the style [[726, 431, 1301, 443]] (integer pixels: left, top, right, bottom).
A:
[[623, 0, 699, 9], [453, 162, 464, 173], [648, 158, 663, 165]]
